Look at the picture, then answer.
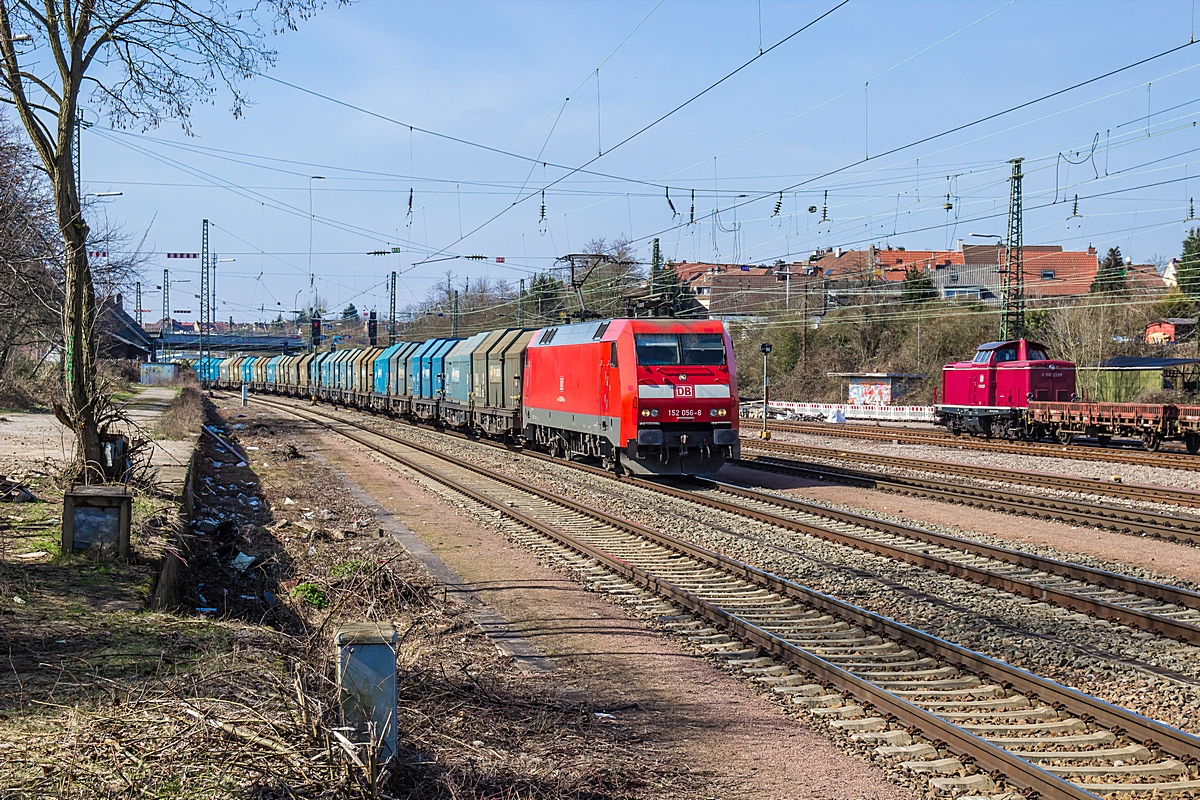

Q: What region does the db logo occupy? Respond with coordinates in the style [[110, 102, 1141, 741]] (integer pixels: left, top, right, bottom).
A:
[[674, 384, 694, 398]]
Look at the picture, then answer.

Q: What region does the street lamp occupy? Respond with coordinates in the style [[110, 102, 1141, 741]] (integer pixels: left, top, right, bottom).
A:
[[759, 342, 772, 440]]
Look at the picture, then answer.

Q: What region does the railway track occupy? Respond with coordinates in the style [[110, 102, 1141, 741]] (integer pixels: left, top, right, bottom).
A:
[[763, 419, 1200, 472], [251, 395, 1200, 646], [252, 395, 1200, 799], [736, 443, 1200, 546], [743, 438, 1200, 509]]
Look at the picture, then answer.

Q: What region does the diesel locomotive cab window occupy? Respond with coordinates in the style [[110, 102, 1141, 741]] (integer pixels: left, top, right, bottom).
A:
[[1026, 346, 1048, 361], [995, 346, 1018, 362], [972, 350, 992, 363]]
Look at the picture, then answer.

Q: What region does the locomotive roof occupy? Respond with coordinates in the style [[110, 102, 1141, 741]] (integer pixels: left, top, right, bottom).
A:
[[975, 339, 1048, 351]]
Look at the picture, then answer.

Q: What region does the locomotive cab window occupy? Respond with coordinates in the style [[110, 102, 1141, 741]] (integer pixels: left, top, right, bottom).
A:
[[681, 333, 726, 365], [609, 341, 618, 367], [995, 346, 1018, 362], [634, 333, 726, 365], [1026, 346, 1048, 361], [634, 333, 681, 365], [972, 350, 992, 363]]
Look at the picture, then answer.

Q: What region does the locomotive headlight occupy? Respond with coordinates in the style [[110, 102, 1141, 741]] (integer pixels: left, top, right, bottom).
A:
[[641, 409, 651, 417], [718, 408, 727, 417], [650, 408, 659, 417], [709, 408, 719, 417]]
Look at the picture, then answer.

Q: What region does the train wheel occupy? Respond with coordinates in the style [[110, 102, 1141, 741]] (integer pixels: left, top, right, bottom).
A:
[[1142, 432, 1161, 452], [1188, 434, 1200, 455]]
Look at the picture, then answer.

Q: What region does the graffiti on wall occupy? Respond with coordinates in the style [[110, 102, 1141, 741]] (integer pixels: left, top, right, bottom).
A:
[[848, 379, 892, 405]]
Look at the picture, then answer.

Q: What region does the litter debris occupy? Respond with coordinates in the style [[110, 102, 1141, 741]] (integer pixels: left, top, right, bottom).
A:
[[1, 475, 37, 502], [15, 551, 48, 560], [284, 497, 296, 505], [245, 446, 260, 451], [230, 552, 256, 572], [196, 607, 218, 613], [12, 596, 26, 605], [235, 461, 247, 468], [592, 712, 615, 719]]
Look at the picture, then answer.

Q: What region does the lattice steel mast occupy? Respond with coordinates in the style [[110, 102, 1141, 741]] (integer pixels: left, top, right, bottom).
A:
[[1000, 158, 1025, 340], [200, 219, 210, 386]]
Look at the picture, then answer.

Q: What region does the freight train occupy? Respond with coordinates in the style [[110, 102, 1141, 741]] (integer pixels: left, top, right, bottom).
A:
[[934, 339, 1200, 453], [199, 318, 740, 475]]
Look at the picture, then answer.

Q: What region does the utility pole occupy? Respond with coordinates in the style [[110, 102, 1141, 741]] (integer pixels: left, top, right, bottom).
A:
[[162, 268, 170, 360], [135, 282, 142, 327], [199, 219, 210, 387], [1000, 158, 1025, 340], [518, 278, 525, 326], [389, 270, 397, 345], [452, 290, 459, 336], [801, 285, 808, 374]]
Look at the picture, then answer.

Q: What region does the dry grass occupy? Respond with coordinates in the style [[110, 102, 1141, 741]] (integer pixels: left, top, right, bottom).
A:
[[0, 396, 691, 799], [153, 386, 205, 440]]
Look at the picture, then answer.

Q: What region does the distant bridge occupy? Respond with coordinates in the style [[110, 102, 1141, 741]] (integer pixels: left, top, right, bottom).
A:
[[158, 333, 305, 353]]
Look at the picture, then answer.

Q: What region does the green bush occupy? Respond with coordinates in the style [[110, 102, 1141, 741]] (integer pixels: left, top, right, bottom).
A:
[[289, 583, 328, 609]]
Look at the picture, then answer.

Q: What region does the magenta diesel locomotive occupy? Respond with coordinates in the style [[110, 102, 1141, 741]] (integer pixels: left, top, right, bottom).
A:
[[935, 339, 1200, 452]]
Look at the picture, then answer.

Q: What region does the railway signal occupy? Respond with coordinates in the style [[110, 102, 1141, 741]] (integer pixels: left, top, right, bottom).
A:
[[759, 342, 772, 441]]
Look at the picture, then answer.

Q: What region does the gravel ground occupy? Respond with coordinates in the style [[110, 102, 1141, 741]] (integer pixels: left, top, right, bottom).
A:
[[762, 428, 1200, 491], [302, 413, 916, 800], [295, 402, 1200, 738], [742, 440, 1200, 523]]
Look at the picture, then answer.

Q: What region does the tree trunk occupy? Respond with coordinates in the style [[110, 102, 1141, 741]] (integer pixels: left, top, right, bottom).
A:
[[55, 178, 102, 479]]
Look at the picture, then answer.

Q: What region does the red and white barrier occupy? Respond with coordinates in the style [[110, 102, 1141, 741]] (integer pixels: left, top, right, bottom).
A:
[[741, 401, 936, 423]]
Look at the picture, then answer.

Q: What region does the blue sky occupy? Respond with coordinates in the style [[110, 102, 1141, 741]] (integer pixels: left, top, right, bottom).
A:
[[71, 1, 1200, 321]]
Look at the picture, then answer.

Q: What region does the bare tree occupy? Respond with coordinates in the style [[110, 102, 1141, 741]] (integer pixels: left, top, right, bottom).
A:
[[0, 111, 56, 380], [0, 0, 344, 478]]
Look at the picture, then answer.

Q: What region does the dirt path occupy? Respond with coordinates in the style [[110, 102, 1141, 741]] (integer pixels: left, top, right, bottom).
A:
[[262, 404, 913, 800]]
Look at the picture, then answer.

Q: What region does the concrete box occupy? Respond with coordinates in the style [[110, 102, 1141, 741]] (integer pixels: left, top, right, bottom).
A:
[[62, 485, 132, 559], [335, 622, 399, 763]]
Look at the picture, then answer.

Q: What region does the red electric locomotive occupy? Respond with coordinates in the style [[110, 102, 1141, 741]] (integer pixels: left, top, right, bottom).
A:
[[522, 318, 739, 474], [936, 339, 1076, 438]]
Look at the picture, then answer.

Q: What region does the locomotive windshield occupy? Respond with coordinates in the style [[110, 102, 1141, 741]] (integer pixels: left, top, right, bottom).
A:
[[635, 333, 726, 366], [1026, 346, 1048, 361]]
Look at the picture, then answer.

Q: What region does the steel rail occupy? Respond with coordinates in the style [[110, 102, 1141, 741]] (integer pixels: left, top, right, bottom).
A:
[[745, 438, 1200, 509], [253, 395, 1200, 800], [254, 394, 1200, 641], [736, 451, 1200, 545], [763, 420, 1200, 472], [645, 474, 1200, 644]]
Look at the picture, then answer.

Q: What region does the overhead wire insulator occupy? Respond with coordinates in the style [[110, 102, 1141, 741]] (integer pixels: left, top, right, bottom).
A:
[[666, 187, 678, 217], [689, 189, 695, 225], [772, 191, 783, 217], [538, 189, 548, 236]]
